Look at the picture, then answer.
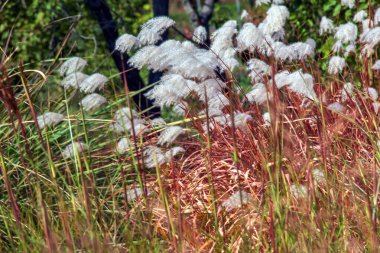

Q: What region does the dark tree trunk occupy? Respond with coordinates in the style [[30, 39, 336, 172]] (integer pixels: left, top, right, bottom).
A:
[[85, 0, 158, 115], [148, 0, 169, 89]]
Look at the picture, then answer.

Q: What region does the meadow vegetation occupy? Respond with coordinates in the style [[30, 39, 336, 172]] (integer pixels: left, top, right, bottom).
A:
[[1, 0, 380, 252]]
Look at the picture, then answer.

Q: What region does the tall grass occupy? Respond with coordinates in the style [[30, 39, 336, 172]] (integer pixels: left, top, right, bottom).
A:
[[1, 2, 380, 252]]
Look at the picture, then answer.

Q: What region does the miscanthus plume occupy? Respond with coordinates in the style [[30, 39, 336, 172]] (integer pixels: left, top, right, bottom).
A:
[[79, 73, 109, 93], [375, 8, 380, 26], [37, 112, 64, 129], [353, 10, 367, 23], [116, 137, 131, 154], [320, 16, 335, 35], [192, 26, 207, 44], [61, 72, 88, 90], [62, 142, 89, 159], [59, 57, 87, 77], [222, 191, 253, 211], [372, 60, 380, 70], [245, 83, 270, 105], [115, 34, 140, 53], [335, 22, 358, 44], [137, 16, 175, 45], [157, 126, 185, 146], [79, 93, 107, 112], [328, 56, 346, 75], [341, 0, 355, 9]]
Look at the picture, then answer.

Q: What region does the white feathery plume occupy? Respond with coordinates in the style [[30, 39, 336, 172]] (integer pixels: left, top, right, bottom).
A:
[[375, 8, 380, 26], [361, 44, 374, 58], [289, 184, 307, 199], [164, 146, 185, 161], [247, 58, 271, 82], [373, 102, 380, 114], [328, 56, 346, 75], [312, 169, 326, 186], [288, 42, 314, 60], [37, 112, 64, 129], [255, 0, 270, 6], [145, 74, 197, 108], [151, 117, 167, 127], [341, 0, 355, 9], [273, 0, 285, 4], [193, 26, 207, 44], [128, 45, 158, 70], [143, 145, 166, 168], [173, 102, 187, 116], [327, 102, 345, 113], [240, 9, 250, 20], [344, 44, 356, 57], [62, 142, 89, 159], [59, 57, 87, 77], [286, 70, 318, 101], [271, 29, 285, 41], [262, 112, 271, 126], [227, 112, 253, 131], [372, 60, 380, 70], [332, 41, 343, 53], [195, 78, 227, 102], [274, 70, 290, 88], [273, 42, 295, 61], [334, 22, 358, 44], [360, 27, 380, 49], [245, 83, 270, 105], [211, 20, 237, 55], [236, 23, 265, 52], [353, 10, 367, 23], [341, 82, 354, 102], [157, 126, 185, 146], [111, 107, 146, 135], [362, 19, 373, 33], [260, 5, 289, 36], [222, 191, 253, 212], [79, 73, 109, 93], [125, 187, 145, 202], [319, 16, 335, 35], [79, 93, 107, 111], [367, 87, 378, 101], [137, 16, 175, 45], [305, 38, 316, 50], [116, 137, 131, 154], [61, 72, 88, 90], [219, 47, 239, 71], [115, 34, 140, 53], [205, 93, 230, 117]]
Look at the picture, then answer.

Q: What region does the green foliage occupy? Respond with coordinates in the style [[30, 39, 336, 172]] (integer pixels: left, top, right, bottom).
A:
[[0, 0, 152, 66]]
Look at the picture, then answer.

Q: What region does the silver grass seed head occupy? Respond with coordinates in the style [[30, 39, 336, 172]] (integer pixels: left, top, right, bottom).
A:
[[222, 191, 253, 212], [61, 72, 89, 90], [115, 34, 140, 53], [37, 112, 64, 129], [157, 126, 185, 146], [341, 0, 355, 9], [116, 137, 131, 154], [289, 184, 307, 199], [375, 8, 380, 26], [335, 22, 357, 44], [143, 145, 166, 168], [79, 73, 109, 94], [372, 60, 380, 70], [137, 16, 175, 45], [62, 141, 89, 159], [193, 26, 207, 44], [328, 56, 346, 75], [245, 83, 270, 105], [59, 57, 87, 77], [367, 87, 379, 101], [353, 10, 367, 23], [327, 102, 345, 113], [319, 16, 335, 35], [79, 93, 107, 112]]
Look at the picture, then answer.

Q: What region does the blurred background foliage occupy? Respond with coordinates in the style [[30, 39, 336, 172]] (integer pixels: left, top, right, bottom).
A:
[[0, 0, 372, 76]]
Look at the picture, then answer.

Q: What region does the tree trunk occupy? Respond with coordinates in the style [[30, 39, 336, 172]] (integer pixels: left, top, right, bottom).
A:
[[148, 0, 169, 92], [84, 0, 157, 115]]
